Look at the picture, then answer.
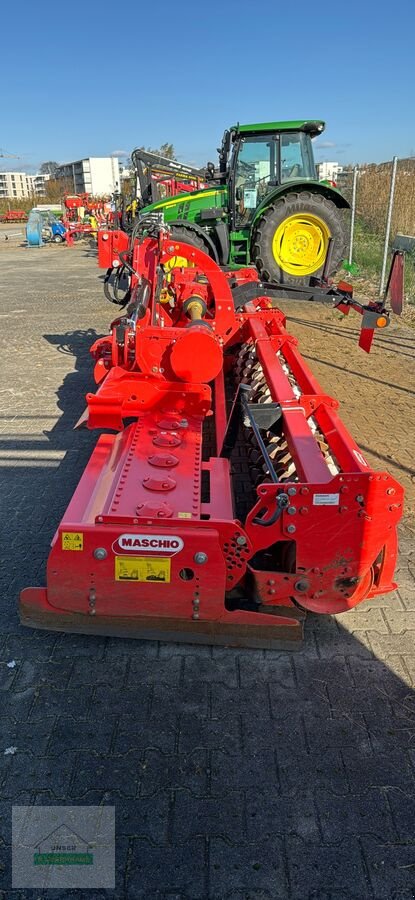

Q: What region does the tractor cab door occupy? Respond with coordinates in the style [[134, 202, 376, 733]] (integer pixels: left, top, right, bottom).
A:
[[231, 132, 317, 229], [232, 136, 278, 228], [280, 132, 316, 182]]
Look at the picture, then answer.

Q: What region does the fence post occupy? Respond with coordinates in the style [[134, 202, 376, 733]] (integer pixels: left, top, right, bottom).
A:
[[379, 156, 398, 296], [348, 165, 358, 265]]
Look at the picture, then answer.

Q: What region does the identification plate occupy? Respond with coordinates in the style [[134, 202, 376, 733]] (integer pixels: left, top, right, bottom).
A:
[[115, 555, 171, 583], [313, 493, 340, 506], [62, 532, 83, 551]]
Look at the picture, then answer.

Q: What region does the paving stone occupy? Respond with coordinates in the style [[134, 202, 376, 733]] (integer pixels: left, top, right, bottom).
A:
[[128, 655, 182, 686], [178, 714, 241, 754], [48, 716, 117, 755], [209, 837, 288, 899], [317, 789, 397, 842], [70, 656, 128, 688], [127, 837, 206, 898], [172, 791, 245, 843], [2, 754, 74, 799], [361, 835, 415, 900], [12, 658, 74, 692], [151, 682, 209, 720], [278, 749, 349, 797], [287, 837, 371, 900], [0, 718, 55, 756], [343, 749, 415, 794], [238, 653, 294, 687], [113, 718, 178, 755], [211, 684, 271, 720], [246, 792, 320, 842], [211, 749, 278, 795], [183, 655, 238, 687], [303, 712, 372, 753], [242, 711, 307, 755], [93, 684, 152, 719], [139, 750, 209, 798], [104, 637, 159, 658], [69, 753, 143, 798], [386, 787, 415, 840], [29, 684, 93, 720]]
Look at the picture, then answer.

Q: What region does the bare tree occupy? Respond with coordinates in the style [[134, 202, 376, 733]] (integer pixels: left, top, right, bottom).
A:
[[40, 161, 60, 176], [140, 143, 176, 160]]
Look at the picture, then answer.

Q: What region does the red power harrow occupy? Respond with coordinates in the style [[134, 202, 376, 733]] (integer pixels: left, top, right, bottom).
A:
[[20, 226, 404, 647]]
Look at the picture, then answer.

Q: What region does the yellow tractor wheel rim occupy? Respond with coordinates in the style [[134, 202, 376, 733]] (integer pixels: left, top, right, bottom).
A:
[[272, 213, 330, 276]]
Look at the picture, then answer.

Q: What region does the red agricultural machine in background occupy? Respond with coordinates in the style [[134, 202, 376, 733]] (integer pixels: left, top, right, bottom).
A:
[[0, 209, 28, 223], [20, 218, 404, 647], [62, 193, 111, 245]]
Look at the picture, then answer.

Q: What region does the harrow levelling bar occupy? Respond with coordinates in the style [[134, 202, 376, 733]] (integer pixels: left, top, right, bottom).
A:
[[20, 230, 404, 647]]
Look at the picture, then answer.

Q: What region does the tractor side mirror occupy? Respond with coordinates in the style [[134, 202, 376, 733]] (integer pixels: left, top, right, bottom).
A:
[[206, 162, 215, 180]]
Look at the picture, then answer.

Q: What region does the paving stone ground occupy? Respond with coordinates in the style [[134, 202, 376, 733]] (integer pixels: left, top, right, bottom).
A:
[[0, 242, 414, 899]]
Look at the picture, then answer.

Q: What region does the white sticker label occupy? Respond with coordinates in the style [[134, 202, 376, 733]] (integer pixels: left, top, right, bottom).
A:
[[353, 449, 369, 467], [313, 493, 340, 506], [113, 534, 184, 555]]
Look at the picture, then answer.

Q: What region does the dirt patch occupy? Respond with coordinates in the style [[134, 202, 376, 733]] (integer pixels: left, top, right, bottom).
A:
[[279, 298, 415, 519]]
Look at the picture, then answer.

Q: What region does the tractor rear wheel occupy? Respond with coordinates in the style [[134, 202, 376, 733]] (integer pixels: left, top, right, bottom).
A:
[[168, 225, 211, 267], [252, 191, 347, 285]]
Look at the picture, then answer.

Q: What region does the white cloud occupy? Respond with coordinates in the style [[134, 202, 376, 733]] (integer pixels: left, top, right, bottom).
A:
[[315, 140, 337, 149]]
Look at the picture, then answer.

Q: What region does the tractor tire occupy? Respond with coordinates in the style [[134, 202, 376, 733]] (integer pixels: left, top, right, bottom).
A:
[[169, 225, 212, 257], [252, 191, 347, 285], [52, 234, 64, 243]]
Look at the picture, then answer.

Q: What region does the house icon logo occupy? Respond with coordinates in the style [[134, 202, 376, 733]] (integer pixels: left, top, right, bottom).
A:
[[33, 823, 94, 866]]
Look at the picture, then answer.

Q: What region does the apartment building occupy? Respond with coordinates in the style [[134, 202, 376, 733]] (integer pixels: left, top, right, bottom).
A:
[[33, 173, 51, 194], [0, 171, 35, 199], [55, 157, 120, 195]]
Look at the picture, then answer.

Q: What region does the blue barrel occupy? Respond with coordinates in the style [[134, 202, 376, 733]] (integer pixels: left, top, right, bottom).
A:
[[26, 211, 43, 247]]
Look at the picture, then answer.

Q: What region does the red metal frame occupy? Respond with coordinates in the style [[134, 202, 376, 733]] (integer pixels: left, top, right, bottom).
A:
[[20, 232, 404, 646]]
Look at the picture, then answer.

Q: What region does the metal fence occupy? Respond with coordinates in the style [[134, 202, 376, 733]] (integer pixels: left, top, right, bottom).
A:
[[337, 157, 415, 295]]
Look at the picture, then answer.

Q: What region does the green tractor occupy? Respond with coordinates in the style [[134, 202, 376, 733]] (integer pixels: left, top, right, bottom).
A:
[[131, 120, 349, 285]]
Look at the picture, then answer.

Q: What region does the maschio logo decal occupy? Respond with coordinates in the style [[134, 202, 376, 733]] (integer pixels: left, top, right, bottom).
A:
[[112, 534, 184, 555]]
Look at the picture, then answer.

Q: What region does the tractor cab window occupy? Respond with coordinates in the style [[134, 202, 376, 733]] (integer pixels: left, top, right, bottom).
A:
[[234, 137, 276, 225], [280, 132, 315, 182]]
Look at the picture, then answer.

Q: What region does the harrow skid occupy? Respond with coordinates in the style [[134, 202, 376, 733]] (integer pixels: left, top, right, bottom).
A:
[[20, 230, 404, 647], [20, 590, 304, 649]]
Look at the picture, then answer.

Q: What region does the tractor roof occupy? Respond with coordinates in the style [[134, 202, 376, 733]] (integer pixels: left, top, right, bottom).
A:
[[232, 120, 325, 138]]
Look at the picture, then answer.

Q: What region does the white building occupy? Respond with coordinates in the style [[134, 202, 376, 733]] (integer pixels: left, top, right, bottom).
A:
[[33, 173, 51, 195], [56, 157, 120, 195], [316, 161, 343, 182], [0, 171, 35, 199]]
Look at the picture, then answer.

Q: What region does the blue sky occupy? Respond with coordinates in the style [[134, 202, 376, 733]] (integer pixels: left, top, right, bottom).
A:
[[1, 0, 414, 173]]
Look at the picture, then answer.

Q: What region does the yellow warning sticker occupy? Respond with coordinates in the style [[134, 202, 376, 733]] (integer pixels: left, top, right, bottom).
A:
[[62, 531, 83, 551], [115, 556, 171, 583], [178, 512, 192, 519]]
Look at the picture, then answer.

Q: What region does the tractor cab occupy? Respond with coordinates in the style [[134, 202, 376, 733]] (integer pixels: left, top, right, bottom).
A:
[[227, 123, 321, 227]]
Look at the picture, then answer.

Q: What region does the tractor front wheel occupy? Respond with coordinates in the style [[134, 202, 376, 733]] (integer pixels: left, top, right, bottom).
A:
[[252, 191, 347, 285]]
